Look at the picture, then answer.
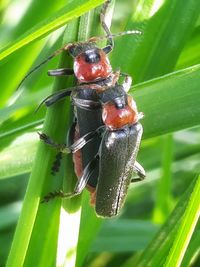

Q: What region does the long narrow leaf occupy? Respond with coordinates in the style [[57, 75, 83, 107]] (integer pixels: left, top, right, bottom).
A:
[[6, 21, 79, 267], [164, 175, 200, 267], [133, 64, 200, 139], [122, 176, 198, 267], [112, 0, 200, 83], [0, 0, 104, 60]]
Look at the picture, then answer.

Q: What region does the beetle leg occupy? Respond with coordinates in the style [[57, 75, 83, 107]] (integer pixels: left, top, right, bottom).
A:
[[40, 125, 104, 175], [37, 84, 102, 111], [120, 72, 132, 93], [38, 126, 105, 154], [42, 156, 99, 202], [35, 88, 72, 112], [131, 161, 146, 182], [70, 155, 99, 196], [41, 89, 72, 107], [72, 97, 101, 110], [48, 68, 74, 76], [50, 121, 77, 175], [69, 126, 104, 152], [38, 132, 70, 153]]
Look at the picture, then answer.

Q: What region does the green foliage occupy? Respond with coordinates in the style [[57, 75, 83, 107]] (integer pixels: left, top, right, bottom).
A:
[[0, 0, 199, 267]]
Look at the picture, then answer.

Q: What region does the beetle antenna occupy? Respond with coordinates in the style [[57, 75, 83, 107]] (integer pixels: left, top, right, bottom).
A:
[[16, 44, 71, 91], [110, 30, 142, 38], [99, 1, 142, 49], [89, 30, 142, 43], [100, 0, 114, 48]]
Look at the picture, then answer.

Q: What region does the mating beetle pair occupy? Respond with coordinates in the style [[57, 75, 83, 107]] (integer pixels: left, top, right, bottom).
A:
[[23, 0, 146, 217]]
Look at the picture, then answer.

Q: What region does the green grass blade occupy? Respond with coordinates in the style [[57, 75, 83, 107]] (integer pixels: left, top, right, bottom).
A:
[[122, 176, 198, 267], [181, 225, 200, 267], [153, 134, 174, 223], [0, 0, 104, 61], [0, 0, 66, 46], [0, 0, 67, 105], [0, 87, 49, 123], [176, 26, 200, 70], [112, 0, 200, 83], [0, 202, 22, 229], [75, 193, 103, 267], [5, 20, 79, 267], [91, 219, 159, 252], [133, 64, 200, 139], [0, 118, 43, 142], [0, 133, 37, 179], [164, 174, 200, 267]]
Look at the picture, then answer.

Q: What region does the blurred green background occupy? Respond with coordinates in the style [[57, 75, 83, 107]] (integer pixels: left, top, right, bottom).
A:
[[0, 0, 199, 266]]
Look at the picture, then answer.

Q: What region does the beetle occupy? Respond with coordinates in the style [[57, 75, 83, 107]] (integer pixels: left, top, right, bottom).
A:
[[21, 0, 145, 217], [39, 71, 145, 217]]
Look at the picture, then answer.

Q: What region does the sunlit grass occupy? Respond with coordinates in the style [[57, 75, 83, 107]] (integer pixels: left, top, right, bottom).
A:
[[0, 0, 199, 267]]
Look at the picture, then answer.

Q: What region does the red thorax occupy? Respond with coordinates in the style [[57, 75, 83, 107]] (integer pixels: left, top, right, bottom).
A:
[[74, 50, 112, 83], [102, 95, 138, 130]]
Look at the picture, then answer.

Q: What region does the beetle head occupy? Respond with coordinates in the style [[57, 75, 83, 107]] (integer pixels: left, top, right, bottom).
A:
[[68, 42, 112, 83]]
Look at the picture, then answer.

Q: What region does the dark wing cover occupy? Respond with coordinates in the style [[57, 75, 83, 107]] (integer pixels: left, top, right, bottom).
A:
[[73, 88, 103, 188], [95, 123, 143, 217]]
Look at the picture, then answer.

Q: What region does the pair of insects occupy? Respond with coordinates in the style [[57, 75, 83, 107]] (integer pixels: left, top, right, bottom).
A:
[[22, 0, 146, 217]]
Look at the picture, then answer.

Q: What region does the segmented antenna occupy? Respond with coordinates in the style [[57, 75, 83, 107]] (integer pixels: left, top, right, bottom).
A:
[[17, 30, 141, 92], [16, 43, 71, 91], [99, 0, 142, 48], [100, 0, 114, 48], [89, 30, 142, 43]]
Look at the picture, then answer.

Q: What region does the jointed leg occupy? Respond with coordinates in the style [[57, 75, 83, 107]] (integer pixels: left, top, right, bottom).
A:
[[48, 68, 74, 76], [120, 72, 132, 93], [35, 88, 72, 112], [72, 97, 102, 110], [37, 83, 103, 111], [39, 126, 105, 154], [42, 155, 99, 202], [131, 161, 146, 183]]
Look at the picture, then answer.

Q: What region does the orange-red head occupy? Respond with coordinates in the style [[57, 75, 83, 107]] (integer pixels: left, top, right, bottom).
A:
[[102, 96, 139, 130], [68, 43, 112, 83]]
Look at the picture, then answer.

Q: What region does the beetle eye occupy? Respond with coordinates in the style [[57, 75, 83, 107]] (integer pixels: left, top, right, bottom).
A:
[[84, 52, 101, 63]]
